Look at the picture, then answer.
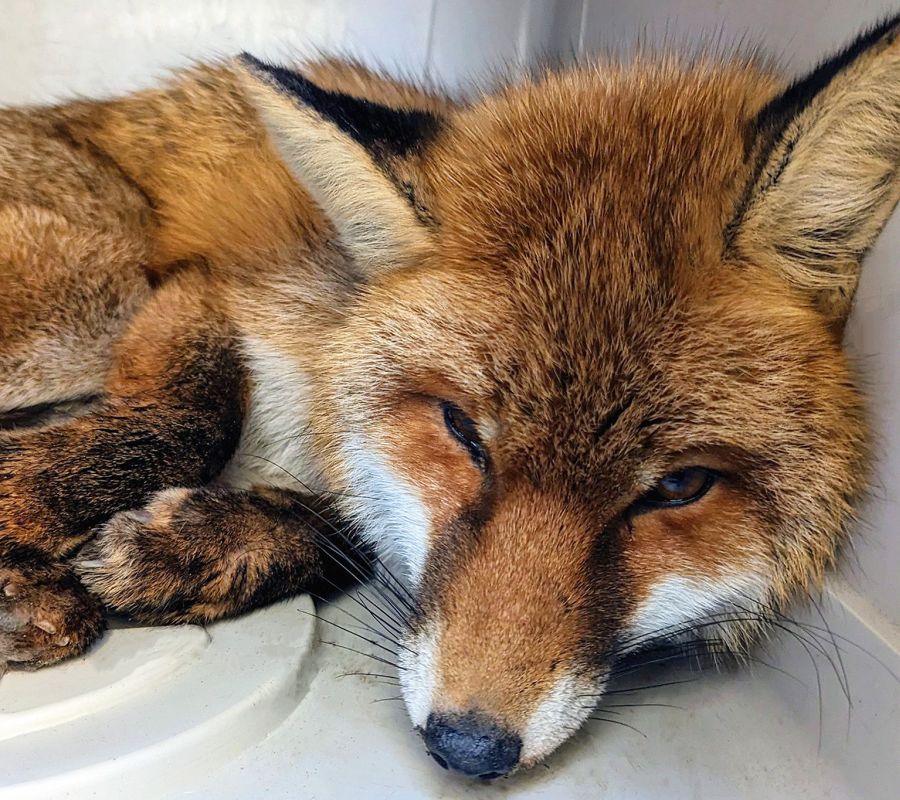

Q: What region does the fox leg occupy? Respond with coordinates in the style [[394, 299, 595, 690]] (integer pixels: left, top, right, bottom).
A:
[[75, 486, 369, 624], [0, 273, 245, 668]]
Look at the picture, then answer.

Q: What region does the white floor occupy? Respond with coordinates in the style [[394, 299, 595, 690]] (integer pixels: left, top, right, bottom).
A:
[[4, 580, 894, 800], [186, 584, 900, 800]]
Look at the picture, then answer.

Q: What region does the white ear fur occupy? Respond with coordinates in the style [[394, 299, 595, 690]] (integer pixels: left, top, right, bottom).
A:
[[236, 59, 432, 277], [731, 18, 900, 326]]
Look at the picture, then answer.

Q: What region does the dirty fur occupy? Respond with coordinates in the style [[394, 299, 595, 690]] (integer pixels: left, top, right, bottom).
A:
[[0, 15, 898, 772]]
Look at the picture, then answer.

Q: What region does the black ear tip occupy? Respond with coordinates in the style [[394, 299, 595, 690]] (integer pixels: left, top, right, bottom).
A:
[[879, 10, 900, 34], [238, 52, 271, 74], [237, 53, 314, 100], [754, 12, 900, 140]]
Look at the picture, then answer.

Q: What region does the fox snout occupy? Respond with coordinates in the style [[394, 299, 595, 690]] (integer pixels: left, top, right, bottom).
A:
[[398, 487, 611, 775]]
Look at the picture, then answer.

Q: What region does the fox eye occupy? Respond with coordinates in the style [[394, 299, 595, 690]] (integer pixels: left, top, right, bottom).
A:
[[441, 401, 488, 471], [641, 467, 716, 508]]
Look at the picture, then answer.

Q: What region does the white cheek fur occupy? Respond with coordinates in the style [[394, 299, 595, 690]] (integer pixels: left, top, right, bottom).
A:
[[337, 433, 432, 584], [219, 336, 326, 492], [625, 569, 771, 650]]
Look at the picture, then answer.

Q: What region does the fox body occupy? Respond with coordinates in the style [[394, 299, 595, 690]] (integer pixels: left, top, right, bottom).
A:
[[0, 16, 898, 778]]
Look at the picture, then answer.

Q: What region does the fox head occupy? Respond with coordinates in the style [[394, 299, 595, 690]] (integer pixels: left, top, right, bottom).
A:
[[238, 15, 899, 779]]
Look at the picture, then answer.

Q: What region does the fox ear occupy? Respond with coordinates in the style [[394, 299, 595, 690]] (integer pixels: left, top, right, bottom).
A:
[[729, 16, 900, 331], [236, 54, 441, 277]]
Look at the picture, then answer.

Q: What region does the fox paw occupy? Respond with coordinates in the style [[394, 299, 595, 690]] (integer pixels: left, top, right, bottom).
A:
[[74, 488, 244, 624], [0, 554, 105, 673]]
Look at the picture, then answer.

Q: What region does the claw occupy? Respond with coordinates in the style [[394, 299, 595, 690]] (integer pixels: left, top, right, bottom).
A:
[[33, 618, 57, 635], [3, 583, 18, 597]]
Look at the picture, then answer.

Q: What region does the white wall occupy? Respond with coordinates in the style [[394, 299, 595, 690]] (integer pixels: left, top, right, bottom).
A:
[[0, 0, 570, 104], [1, 0, 896, 625]]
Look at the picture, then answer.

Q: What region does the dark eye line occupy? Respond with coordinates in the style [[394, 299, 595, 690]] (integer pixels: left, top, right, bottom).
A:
[[441, 400, 489, 472]]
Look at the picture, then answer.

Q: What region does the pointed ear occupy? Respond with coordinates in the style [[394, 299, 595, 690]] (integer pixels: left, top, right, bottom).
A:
[[728, 15, 900, 331], [235, 54, 442, 277]]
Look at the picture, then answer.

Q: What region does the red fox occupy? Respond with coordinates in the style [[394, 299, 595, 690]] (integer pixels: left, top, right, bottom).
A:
[[0, 14, 898, 780]]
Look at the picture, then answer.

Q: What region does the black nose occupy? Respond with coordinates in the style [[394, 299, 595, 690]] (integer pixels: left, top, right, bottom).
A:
[[423, 711, 522, 779]]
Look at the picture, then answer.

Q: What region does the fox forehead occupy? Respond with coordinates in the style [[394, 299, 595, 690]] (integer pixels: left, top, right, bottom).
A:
[[424, 61, 779, 271], [340, 234, 844, 500]]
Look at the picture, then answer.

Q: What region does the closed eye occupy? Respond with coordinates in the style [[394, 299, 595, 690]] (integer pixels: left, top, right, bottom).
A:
[[441, 401, 488, 471]]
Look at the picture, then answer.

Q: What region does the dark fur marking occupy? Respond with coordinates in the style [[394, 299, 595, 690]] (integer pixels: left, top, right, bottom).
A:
[[773, 242, 834, 264], [240, 54, 442, 161], [584, 518, 632, 666], [724, 13, 900, 251], [552, 367, 575, 393], [0, 396, 98, 430], [10, 336, 244, 548], [591, 398, 634, 445], [799, 223, 860, 244], [51, 121, 159, 213], [400, 180, 438, 227]]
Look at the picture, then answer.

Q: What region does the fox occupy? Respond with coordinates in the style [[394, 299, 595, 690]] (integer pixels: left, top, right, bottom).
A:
[[0, 12, 898, 781]]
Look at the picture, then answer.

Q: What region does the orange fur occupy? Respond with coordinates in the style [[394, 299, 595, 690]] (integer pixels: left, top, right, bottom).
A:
[[1, 15, 898, 775]]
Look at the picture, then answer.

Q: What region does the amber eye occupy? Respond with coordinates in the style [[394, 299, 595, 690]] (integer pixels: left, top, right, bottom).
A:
[[641, 467, 716, 508], [441, 401, 488, 471]]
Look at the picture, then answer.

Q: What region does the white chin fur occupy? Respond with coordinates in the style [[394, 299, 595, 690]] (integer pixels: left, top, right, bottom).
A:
[[399, 622, 441, 729], [521, 672, 602, 764]]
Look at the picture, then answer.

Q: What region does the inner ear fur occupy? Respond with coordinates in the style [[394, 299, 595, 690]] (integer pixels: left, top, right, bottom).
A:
[[236, 54, 445, 278], [728, 15, 900, 330]]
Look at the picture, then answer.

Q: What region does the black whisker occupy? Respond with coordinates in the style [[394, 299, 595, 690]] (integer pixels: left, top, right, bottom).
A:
[[303, 583, 402, 643], [319, 639, 403, 671], [250, 453, 422, 620], [337, 671, 399, 681], [589, 678, 698, 698], [587, 715, 647, 738], [302, 610, 411, 659], [310, 535, 409, 633]]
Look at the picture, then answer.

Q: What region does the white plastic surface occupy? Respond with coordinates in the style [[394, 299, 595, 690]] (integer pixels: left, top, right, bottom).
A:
[[0, 2, 898, 798], [0, 583, 896, 800], [0, 600, 316, 799], [186, 583, 900, 800]]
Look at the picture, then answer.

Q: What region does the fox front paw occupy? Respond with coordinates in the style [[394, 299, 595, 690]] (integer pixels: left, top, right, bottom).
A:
[[0, 551, 105, 673], [75, 488, 253, 625]]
